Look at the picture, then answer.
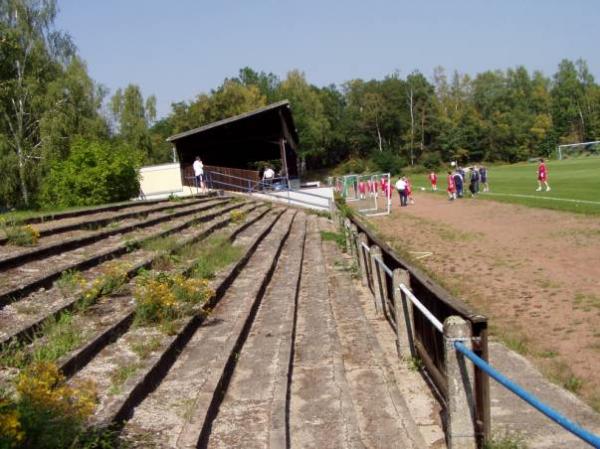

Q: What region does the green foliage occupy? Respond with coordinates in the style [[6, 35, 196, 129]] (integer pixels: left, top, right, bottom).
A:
[[370, 151, 406, 175], [3, 224, 40, 246], [484, 434, 528, 449], [320, 231, 345, 249], [39, 139, 141, 208]]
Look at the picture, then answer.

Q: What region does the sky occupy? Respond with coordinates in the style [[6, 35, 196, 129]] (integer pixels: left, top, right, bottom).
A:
[[56, 0, 600, 119]]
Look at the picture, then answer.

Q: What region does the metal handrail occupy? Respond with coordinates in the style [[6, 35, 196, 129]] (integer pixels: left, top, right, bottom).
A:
[[361, 242, 371, 252], [398, 283, 444, 332], [454, 342, 600, 448], [374, 255, 393, 277]]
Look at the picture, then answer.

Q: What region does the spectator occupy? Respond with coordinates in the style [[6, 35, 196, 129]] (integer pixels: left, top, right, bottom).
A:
[[479, 165, 489, 192], [263, 166, 275, 189], [469, 166, 480, 197], [395, 177, 408, 207], [453, 171, 464, 198], [193, 156, 204, 193]]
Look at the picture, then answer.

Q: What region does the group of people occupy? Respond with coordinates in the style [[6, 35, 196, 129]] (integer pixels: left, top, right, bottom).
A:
[[440, 165, 489, 201]]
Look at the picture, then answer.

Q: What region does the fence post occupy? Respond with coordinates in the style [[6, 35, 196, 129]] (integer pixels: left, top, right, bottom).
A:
[[444, 316, 477, 449], [343, 219, 353, 254], [357, 233, 369, 287], [392, 268, 416, 359], [349, 224, 358, 261], [369, 245, 384, 318]]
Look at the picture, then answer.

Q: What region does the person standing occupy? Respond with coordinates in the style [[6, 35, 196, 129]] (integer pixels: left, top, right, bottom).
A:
[[447, 171, 456, 201], [469, 166, 480, 197], [479, 165, 489, 192], [263, 166, 275, 189], [193, 156, 204, 193], [428, 171, 438, 191], [406, 177, 415, 204], [536, 158, 551, 191], [395, 177, 408, 207], [453, 171, 464, 198]]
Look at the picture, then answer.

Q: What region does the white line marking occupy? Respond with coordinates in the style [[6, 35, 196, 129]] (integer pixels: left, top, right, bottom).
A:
[[482, 192, 600, 206]]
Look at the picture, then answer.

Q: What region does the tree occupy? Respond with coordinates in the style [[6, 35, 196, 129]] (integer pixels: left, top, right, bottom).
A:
[[109, 84, 156, 162], [276, 70, 330, 168], [0, 0, 74, 206]]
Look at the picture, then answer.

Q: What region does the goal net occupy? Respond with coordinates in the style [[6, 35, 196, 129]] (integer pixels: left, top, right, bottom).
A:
[[334, 173, 391, 216], [557, 141, 600, 160]]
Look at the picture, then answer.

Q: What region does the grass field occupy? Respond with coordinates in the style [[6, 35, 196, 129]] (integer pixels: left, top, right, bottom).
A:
[[413, 156, 600, 215]]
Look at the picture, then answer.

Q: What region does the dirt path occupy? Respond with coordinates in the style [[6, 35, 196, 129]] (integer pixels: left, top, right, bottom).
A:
[[368, 193, 600, 410]]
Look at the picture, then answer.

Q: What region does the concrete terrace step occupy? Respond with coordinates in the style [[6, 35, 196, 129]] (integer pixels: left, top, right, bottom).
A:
[[0, 198, 230, 270], [76, 208, 294, 433], [289, 214, 364, 449], [317, 217, 429, 449], [0, 197, 213, 245], [0, 202, 264, 348], [119, 209, 296, 448], [205, 213, 307, 449], [0, 199, 235, 307]]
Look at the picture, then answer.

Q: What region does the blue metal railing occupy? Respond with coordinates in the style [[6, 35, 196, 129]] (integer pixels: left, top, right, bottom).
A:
[[454, 341, 600, 448]]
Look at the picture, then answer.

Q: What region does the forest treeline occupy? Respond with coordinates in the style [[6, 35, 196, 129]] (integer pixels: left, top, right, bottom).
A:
[[2, 0, 600, 209]]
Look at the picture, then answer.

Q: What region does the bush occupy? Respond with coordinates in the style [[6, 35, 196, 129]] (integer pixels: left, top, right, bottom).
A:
[[369, 151, 406, 175], [3, 224, 40, 246], [39, 139, 141, 209], [0, 362, 97, 449], [334, 158, 370, 175], [420, 151, 443, 170]]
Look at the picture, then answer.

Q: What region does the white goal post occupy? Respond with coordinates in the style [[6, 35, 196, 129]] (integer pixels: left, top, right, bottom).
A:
[[557, 141, 600, 160]]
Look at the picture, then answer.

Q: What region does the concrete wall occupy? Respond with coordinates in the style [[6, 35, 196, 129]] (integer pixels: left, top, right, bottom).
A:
[[250, 187, 333, 211], [139, 163, 185, 199]]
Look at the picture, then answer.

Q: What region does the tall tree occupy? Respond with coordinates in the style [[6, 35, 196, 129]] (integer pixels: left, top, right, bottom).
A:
[[0, 0, 74, 206], [109, 84, 156, 162]]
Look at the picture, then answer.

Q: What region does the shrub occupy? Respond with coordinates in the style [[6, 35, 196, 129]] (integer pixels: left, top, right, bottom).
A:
[[334, 158, 370, 175], [420, 151, 443, 170], [0, 362, 97, 449], [39, 138, 141, 209], [229, 210, 247, 223], [3, 224, 40, 246], [369, 151, 406, 175], [134, 272, 213, 329]]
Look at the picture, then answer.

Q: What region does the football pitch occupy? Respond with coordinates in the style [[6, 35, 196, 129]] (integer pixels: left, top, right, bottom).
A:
[[415, 157, 600, 215]]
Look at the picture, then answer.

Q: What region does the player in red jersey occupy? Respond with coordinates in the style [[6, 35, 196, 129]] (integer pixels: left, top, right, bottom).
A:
[[536, 158, 551, 192], [406, 177, 415, 204], [447, 171, 456, 200], [429, 171, 438, 191]]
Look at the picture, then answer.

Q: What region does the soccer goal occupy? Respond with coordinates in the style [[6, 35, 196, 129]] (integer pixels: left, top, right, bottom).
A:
[[557, 141, 600, 160], [334, 173, 391, 216]]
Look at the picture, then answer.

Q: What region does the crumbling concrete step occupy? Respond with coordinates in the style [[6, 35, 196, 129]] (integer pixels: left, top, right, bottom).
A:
[[318, 218, 428, 449], [0, 203, 263, 349], [0, 199, 235, 307], [289, 215, 364, 449], [72, 208, 293, 429], [0, 198, 228, 270], [118, 210, 297, 448], [205, 213, 307, 449], [0, 197, 212, 245]]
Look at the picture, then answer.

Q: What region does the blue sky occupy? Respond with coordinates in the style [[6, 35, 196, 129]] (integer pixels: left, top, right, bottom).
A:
[[56, 0, 600, 119]]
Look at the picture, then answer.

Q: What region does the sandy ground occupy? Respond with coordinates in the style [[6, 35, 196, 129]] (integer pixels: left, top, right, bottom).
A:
[[368, 192, 600, 410]]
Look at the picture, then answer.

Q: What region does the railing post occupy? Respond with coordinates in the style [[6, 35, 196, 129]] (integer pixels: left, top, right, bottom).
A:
[[349, 224, 358, 261], [392, 268, 416, 359], [444, 316, 477, 449], [369, 245, 384, 318], [357, 233, 369, 287], [343, 218, 352, 254]]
